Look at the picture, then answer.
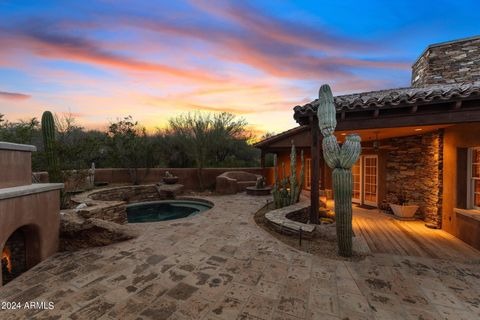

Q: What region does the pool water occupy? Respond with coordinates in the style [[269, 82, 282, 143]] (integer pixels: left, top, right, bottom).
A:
[[126, 200, 212, 223]]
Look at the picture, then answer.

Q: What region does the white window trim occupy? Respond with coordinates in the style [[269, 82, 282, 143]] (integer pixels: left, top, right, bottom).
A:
[[469, 147, 480, 210]]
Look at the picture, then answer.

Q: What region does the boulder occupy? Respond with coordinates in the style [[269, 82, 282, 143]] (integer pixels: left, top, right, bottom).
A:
[[59, 211, 138, 251]]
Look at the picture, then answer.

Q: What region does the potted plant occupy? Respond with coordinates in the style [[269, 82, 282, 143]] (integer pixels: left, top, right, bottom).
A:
[[389, 192, 419, 218], [162, 171, 179, 184]]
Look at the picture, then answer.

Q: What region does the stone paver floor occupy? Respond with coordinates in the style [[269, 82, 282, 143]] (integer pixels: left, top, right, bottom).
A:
[[1, 194, 480, 319]]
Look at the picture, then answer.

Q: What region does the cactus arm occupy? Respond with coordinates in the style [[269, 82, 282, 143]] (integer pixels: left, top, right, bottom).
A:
[[339, 134, 362, 168]]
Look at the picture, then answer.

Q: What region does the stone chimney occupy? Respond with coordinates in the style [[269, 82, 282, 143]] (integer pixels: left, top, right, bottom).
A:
[[411, 35, 480, 87]]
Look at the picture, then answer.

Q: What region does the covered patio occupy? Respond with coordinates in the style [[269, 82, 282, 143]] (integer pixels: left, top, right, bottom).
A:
[[256, 81, 480, 251], [352, 206, 480, 260]]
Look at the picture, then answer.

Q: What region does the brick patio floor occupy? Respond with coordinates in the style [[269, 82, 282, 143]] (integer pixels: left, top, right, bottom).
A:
[[0, 194, 479, 319]]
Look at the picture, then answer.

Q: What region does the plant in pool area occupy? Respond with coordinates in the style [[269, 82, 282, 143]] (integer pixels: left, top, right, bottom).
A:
[[317, 84, 361, 257]]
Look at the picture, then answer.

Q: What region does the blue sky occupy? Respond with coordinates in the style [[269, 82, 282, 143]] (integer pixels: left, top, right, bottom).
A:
[[0, 0, 479, 133]]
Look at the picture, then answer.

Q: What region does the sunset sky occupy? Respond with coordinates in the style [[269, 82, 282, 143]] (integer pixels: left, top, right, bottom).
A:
[[0, 0, 478, 135]]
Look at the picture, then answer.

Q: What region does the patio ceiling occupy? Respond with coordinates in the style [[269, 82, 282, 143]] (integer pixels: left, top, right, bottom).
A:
[[337, 124, 453, 142]]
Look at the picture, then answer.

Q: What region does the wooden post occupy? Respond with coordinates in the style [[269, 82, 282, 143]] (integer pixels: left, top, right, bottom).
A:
[[260, 150, 267, 179], [310, 116, 320, 224]]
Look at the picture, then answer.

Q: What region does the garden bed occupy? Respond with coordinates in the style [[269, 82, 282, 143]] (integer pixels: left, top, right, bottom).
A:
[[254, 202, 366, 261]]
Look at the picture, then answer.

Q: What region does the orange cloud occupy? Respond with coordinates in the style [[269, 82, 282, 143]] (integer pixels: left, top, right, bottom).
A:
[[1, 27, 221, 83]]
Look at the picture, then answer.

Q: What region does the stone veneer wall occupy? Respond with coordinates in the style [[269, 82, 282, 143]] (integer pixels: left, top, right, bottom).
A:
[[412, 36, 480, 87], [382, 131, 443, 225]]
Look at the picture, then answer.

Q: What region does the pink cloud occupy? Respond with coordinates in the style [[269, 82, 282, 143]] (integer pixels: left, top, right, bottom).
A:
[[0, 91, 31, 101]]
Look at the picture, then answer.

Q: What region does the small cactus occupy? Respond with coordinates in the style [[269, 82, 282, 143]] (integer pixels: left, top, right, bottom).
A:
[[272, 142, 305, 209], [41, 111, 61, 183], [317, 84, 361, 257]]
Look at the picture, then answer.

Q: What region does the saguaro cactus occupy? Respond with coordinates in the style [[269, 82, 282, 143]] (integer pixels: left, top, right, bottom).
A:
[[317, 84, 361, 257], [41, 111, 61, 183], [272, 142, 305, 209]]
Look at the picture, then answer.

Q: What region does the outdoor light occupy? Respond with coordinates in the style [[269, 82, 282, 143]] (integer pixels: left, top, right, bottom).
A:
[[414, 128, 423, 131]]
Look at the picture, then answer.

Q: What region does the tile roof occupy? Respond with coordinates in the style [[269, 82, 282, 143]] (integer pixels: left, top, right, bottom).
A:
[[293, 81, 480, 122], [253, 125, 308, 148]]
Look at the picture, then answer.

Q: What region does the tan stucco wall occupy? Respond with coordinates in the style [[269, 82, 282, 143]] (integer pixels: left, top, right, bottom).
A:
[[442, 123, 480, 248], [0, 150, 32, 188], [93, 167, 274, 191], [0, 190, 60, 285]]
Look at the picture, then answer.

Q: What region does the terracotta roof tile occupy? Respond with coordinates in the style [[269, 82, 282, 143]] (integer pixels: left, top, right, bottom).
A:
[[294, 81, 480, 123]]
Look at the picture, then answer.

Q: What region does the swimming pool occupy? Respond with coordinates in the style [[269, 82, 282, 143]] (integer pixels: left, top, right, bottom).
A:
[[126, 199, 213, 223]]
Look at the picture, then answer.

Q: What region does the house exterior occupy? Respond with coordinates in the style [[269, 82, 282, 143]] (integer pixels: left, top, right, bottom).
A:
[[255, 35, 480, 250]]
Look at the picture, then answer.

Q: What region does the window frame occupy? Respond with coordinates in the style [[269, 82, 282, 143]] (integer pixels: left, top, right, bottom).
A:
[[469, 147, 480, 210]]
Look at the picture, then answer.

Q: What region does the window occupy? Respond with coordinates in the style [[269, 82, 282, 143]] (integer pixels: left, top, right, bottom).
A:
[[305, 158, 311, 190], [471, 147, 480, 210]]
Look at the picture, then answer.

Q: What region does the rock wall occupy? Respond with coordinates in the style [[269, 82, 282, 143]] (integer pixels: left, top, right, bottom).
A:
[[382, 131, 442, 225], [412, 36, 480, 87], [88, 185, 161, 202]]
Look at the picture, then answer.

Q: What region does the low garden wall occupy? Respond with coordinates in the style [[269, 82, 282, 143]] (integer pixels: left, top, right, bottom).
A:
[[265, 200, 316, 237], [93, 167, 273, 190], [35, 167, 274, 191]]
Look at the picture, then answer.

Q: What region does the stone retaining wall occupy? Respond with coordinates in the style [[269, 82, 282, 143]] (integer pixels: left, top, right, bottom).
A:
[[88, 185, 161, 202], [265, 200, 315, 237], [71, 185, 170, 224]]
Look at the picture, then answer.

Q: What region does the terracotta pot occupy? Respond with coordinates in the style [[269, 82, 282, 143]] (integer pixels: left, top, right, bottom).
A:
[[389, 204, 419, 218], [162, 176, 179, 184]]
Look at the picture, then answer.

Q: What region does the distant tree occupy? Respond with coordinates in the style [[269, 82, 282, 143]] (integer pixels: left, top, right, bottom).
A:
[[166, 112, 258, 189], [167, 113, 211, 190], [107, 116, 153, 184], [0, 115, 40, 145]]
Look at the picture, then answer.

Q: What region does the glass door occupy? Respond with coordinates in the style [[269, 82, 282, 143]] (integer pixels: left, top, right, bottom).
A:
[[352, 158, 361, 203], [363, 155, 378, 206]]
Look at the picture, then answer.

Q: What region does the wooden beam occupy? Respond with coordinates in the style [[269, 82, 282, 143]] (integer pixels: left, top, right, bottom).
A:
[[310, 117, 320, 224], [336, 109, 480, 131]]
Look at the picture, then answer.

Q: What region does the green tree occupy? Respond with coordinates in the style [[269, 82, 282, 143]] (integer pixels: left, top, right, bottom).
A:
[[107, 116, 153, 184], [167, 113, 211, 190]]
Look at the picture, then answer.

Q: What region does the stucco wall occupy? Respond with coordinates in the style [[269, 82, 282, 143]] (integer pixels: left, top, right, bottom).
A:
[[442, 123, 480, 248], [92, 167, 273, 191], [0, 150, 32, 188], [0, 190, 60, 285]]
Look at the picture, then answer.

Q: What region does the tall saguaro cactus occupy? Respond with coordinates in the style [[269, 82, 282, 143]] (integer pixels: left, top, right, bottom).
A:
[[41, 111, 61, 183], [317, 84, 361, 257]]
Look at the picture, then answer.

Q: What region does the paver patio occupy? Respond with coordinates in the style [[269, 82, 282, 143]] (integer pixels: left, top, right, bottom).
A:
[[0, 193, 479, 319]]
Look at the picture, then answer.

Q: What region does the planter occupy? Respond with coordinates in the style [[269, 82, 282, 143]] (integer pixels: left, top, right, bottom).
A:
[[162, 176, 179, 185], [389, 204, 419, 218], [245, 186, 271, 196]]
